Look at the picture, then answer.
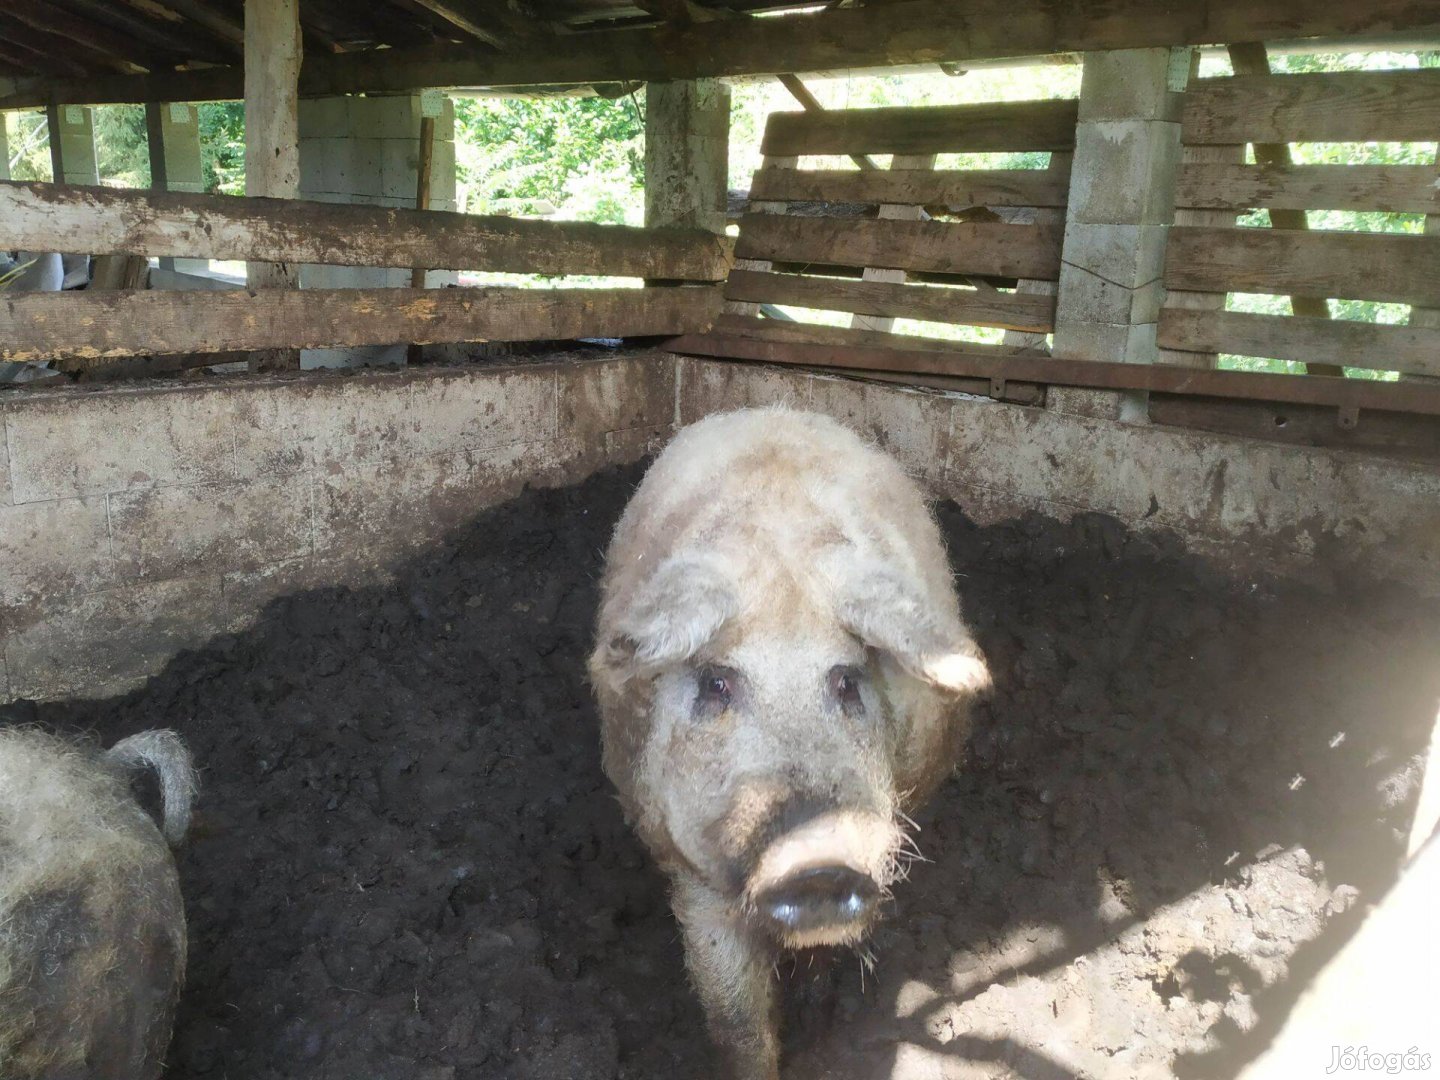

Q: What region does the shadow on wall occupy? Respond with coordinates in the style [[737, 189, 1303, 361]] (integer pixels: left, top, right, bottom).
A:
[[7, 462, 1439, 1080]]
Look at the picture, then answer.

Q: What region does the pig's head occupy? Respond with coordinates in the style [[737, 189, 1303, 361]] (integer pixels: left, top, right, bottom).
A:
[[592, 547, 987, 950]]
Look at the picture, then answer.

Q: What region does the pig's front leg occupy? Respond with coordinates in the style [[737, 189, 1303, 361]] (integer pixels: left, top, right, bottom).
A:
[[673, 873, 780, 1080]]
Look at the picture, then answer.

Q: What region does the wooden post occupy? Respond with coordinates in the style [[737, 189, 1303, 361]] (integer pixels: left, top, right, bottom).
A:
[[644, 79, 730, 234], [1227, 42, 1344, 378], [245, 0, 302, 370], [1, 112, 12, 182], [406, 112, 436, 363]]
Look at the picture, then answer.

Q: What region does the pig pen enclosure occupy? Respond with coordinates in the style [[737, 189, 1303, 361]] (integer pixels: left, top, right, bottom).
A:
[[5, 2, 1440, 1078]]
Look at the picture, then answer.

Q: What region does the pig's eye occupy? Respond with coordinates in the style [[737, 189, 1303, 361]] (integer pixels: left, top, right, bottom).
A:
[[830, 665, 866, 715], [695, 666, 737, 713]]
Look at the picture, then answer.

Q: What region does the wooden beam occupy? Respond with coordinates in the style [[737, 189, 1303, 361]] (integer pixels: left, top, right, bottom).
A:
[[1157, 308, 1440, 379], [735, 215, 1062, 280], [0, 181, 731, 280], [775, 73, 879, 171], [0, 285, 720, 361], [3, 4, 153, 73], [386, 0, 512, 49], [1164, 226, 1440, 309], [672, 323, 1440, 416], [747, 166, 1071, 209], [724, 270, 1057, 332], [1224, 42, 1342, 377], [244, 0, 302, 370], [761, 98, 1078, 157], [1185, 68, 1440, 146], [7, 0, 1440, 107], [1175, 163, 1440, 215]]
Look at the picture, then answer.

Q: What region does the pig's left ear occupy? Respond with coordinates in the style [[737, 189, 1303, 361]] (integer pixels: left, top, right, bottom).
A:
[[837, 568, 990, 695], [596, 553, 738, 684]]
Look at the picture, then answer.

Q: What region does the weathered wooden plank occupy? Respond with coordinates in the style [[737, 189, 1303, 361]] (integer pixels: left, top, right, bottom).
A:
[[1184, 69, 1440, 145], [1157, 308, 1440, 378], [671, 326, 1440, 416], [710, 312, 1020, 354], [0, 181, 731, 280], [8, 0, 1440, 107], [1164, 226, 1440, 308], [762, 99, 1079, 157], [1148, 396, 1440, 464], [735, 214, 1062, 280], [1175, 163, 1440, 214], [1222, 42, 1343, 378], [746, 166, 1072, 209], [0, 285, 721, 361], [723, 269, 1055, 332]]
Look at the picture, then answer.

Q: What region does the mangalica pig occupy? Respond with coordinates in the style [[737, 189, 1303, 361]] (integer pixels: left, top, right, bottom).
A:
[[590, 407, 989, 1079], [0, 728, 198, 1080]]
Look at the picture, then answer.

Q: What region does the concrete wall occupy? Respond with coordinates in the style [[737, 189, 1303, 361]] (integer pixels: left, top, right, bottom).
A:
[[675, 358, 1440, 592], [5, 353, 1437, 703], [0, 352, 672, 702]]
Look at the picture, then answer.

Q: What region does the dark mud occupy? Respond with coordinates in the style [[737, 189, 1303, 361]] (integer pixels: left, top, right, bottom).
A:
[[14, 462, 1440, 1079]]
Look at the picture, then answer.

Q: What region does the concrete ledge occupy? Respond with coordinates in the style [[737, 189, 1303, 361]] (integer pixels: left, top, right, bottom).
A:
[[0, 351, 672, 701]]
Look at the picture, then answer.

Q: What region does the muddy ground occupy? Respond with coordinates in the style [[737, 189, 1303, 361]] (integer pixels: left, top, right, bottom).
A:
[[14, 462, 1440, 1080]]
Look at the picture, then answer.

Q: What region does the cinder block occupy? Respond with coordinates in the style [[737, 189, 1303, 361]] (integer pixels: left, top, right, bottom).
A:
[[0, 496, 113, 606], [1067, 120, 1183, 226], [315, 137, 356, 195], [312, 438, 560, 557], [429, 139, 457, 203], [807, 374, 869, 432], [676, 357, 811, 422], [108, 477, 313, 581], [5, 389, 236, 503], [1076, 47, 1190, 123], [865, 387, 952, 482], [346, 139, 384, 197], [558, 355, 673, 444], [1052, 318, 1158, 365], [367, 95, 423, 140], [4, 575, 227, 701], [380, 139, 420, 199], [407, 367, 556, 457], [298, 95, 347, 140], [1055, 221, 1169, 325]]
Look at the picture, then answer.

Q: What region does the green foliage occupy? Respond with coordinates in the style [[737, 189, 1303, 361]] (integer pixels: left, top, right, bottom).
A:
[[198, 102, 246, 194], [453, 93, 644, 224], [94, 105, 151, 187], [5, 111, 53, 182]]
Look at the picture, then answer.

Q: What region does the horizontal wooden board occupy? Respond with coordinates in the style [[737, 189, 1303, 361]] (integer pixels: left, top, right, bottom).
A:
[[1158, 308, 1440, 378], [671, 326, 1440, 416], [0, 285, 721, 361], [735, 215, 1062, 280], [723, 269, 1055, 332], [1184, 70, 1440, 145], [709, 313, 1021, 354], [746, 167, 1071, 209], [1164, 226, 1440, 307], [6, 0, 1440, 108], [1175, 163, 1440, 214], [808, 366, 1047, 406], [0, 181, 730, 280], [762, 98, 1079, 157], [1148, 396, 1440, 464]]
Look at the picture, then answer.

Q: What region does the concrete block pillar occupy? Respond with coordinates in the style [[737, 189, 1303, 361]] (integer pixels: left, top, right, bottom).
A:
[[147, 103, 208, 273], [45, 104, 100, 186], [297, 93, 458, 369], [1052, 48, 1190, 368], [644, 79, 730, 234]]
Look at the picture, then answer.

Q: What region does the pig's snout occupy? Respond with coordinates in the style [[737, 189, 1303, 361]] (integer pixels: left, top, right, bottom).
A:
[[744, 808, 898, 946], [755, 864, 880, 936]]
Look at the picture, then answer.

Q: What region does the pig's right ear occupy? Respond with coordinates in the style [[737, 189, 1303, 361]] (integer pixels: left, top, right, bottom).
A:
[[837, 566, 991, 696], [595, 554, 738, 685]]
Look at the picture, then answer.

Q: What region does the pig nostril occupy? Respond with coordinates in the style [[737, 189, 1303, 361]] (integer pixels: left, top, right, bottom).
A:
[[755, 865, 879, 934]]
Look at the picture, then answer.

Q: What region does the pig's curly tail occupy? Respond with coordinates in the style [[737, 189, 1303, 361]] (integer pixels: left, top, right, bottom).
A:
[[105, 729, 199, 847]]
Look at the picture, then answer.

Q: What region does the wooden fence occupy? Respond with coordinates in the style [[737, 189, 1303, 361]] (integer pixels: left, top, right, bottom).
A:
[[678, 63, 1440, 442], [0, 180, 726, 361]]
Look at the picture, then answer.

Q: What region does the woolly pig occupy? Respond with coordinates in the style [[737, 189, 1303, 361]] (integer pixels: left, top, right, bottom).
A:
[[590, 407, 989, 1079], [0, 728, 197, 1080]]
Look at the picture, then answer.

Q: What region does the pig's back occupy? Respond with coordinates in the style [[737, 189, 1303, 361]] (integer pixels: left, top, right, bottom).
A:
[[604, 407, 955, 609]]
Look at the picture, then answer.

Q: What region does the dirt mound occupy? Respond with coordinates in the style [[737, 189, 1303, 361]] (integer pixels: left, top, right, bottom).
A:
[[14, 463, 1439, 1079]]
